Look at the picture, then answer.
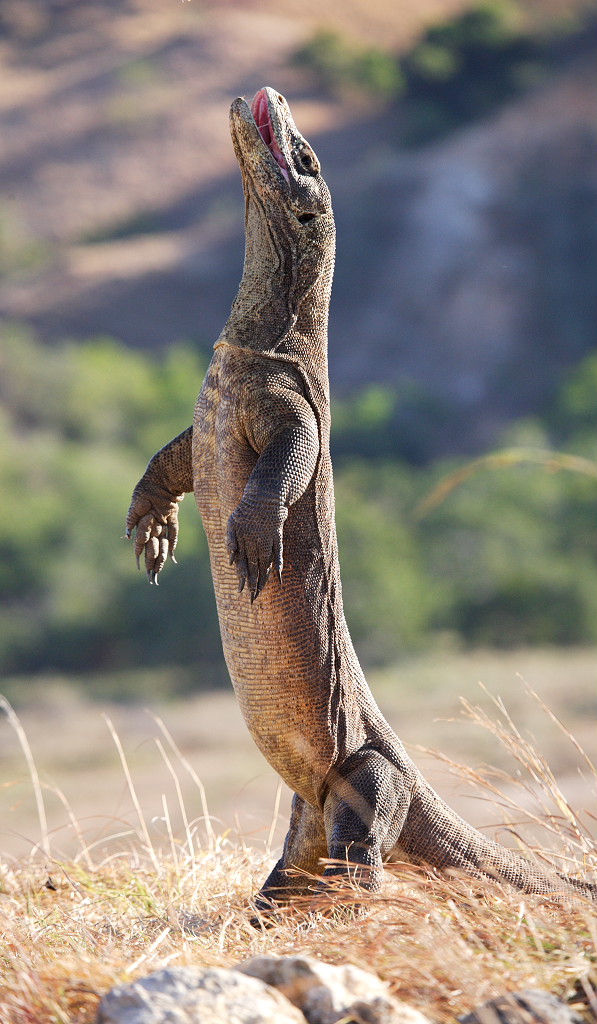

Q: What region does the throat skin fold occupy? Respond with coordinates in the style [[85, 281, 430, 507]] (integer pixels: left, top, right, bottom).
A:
[[222, 192, 334, 370], [125, 86, 596, 910]]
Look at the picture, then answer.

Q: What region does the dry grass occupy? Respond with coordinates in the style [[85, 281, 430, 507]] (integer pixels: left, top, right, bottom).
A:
[[3, 852, 596, 1024], [1, 683, 596, 1024]]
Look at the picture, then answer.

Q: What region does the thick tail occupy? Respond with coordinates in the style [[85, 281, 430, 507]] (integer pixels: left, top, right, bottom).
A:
[[390, 779, 597, 900]]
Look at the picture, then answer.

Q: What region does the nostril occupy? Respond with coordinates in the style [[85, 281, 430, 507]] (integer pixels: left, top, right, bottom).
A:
[[297, 213, 316, 225], [277, 94, 285, 103]]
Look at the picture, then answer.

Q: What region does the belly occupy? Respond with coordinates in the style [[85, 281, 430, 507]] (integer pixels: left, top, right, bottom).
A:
[[198, 504, 337, 807]]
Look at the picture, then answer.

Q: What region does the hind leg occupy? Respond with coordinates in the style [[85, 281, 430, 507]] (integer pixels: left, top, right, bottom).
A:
[[254, 792, 328, 913], [322, 747, 410, 892]]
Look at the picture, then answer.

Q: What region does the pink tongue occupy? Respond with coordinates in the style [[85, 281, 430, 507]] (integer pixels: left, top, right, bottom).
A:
[[251, 90, 289, 182]]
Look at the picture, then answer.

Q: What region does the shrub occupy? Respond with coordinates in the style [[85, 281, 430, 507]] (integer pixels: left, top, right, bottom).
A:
[[294, 30, 403, 100]]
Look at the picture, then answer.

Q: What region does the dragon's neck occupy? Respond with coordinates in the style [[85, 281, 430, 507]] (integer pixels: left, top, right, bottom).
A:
[[224, 196, 335, 358]]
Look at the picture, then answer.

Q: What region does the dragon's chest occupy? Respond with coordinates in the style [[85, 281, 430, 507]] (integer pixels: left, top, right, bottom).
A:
[[192, 365, 256, 520]]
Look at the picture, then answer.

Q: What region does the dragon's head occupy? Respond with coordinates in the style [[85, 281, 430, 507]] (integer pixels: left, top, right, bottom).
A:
[[230, 87, 334, 250]]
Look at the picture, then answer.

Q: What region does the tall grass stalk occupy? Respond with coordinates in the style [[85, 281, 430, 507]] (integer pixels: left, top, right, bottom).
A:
[[0, 696, 50, 858], [147, 709, 216, 852], [415, 446, 597, 519], [103, 713, 161, 874]]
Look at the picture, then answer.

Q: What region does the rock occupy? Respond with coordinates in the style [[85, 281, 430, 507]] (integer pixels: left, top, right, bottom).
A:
[[95, 965, 306, 1024], [459, 990, 585, 1024], [237, 954, 431, 1024]]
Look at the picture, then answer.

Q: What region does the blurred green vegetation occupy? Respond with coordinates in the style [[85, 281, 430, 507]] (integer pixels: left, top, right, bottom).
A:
[[399, 0, 540, 143], [294, 30, 404, 101], [295, 0, 596, 143], [0, 324, 594, 697], [0, 204, 52, 276]]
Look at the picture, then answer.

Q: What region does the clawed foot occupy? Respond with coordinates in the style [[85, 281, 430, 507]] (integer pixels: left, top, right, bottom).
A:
[[125, 486, 181, 583], [126, 513, 177, 584], [226, 501, 287, 602]]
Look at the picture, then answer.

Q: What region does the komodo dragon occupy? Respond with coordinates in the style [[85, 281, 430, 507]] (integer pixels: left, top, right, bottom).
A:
[[126, 87, 595, 910]]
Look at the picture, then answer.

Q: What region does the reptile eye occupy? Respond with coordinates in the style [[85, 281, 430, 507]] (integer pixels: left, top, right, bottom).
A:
[[295, 144, 319, 177]]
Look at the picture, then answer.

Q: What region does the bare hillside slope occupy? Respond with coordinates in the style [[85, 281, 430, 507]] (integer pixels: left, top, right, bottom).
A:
[[0, 0, 595, 454]]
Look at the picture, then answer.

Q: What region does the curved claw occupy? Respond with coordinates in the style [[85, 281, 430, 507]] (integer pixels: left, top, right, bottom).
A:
[[237, 551, 248, 594], [251, 551, 274, 603], [273, 529, 283, 586]]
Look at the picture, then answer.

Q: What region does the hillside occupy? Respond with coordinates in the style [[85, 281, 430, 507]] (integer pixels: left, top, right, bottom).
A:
[[0, 0, 595, 456]]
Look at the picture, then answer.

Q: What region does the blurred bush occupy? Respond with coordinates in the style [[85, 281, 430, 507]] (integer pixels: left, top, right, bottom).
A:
[[0, 204, 51, 275], [333, 353, 596, 655], [0, 325, 223, 683], [295, 1, 596, 142], [417, 430, 597, 648], [294, 30, 404, 101]]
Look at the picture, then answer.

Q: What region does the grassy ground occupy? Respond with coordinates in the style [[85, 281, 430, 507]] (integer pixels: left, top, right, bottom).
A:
[[2, 849, 596, 1023], [0, 648, 596, 1023]]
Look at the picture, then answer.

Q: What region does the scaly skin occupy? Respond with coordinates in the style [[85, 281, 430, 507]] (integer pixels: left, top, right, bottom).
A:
[[127, 87, 595, 909]]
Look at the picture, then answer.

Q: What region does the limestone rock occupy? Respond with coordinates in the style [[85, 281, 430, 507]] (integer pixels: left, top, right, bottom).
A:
[[96, 965, 306, 1024], [459, 990, 585, 1024], [237, 954, 432, 1024]]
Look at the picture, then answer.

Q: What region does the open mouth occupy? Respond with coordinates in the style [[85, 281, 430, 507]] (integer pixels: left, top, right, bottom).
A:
[[251, 90, 290, 183]]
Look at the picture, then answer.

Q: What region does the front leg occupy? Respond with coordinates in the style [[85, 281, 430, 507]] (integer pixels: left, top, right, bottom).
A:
[[227, 387, 319, 601], [126, 427, 194, 583]]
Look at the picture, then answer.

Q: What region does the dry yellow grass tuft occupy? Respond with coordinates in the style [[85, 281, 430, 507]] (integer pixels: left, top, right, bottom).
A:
[[0, 694, 596, 1024]]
